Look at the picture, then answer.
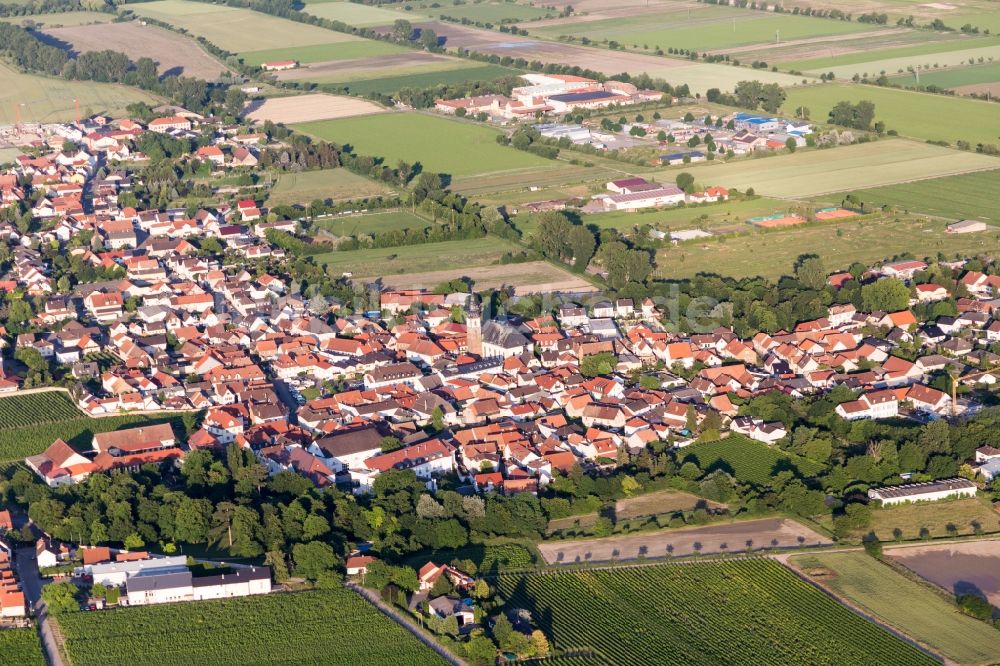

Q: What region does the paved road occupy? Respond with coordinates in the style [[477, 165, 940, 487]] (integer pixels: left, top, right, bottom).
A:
[[15, 546, 65, 666]]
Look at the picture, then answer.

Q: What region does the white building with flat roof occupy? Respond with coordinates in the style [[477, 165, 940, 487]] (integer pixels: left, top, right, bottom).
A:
[[867, 478, 976, 506]]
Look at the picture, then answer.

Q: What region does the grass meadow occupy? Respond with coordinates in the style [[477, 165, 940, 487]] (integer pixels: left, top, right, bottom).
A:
[[300, 0, 425, 26], [0, 10, 112, 26], [887, 61, 1000, 89], [266, 168, 394, 206], [315, 210, 431, 237], [657, 216, 1000, 280], [785, 38, 1000, 76], [792, 551, 1000, 666], [0, 62, 159, 124], [843, 169, 1000, 221], [781, 83, 1000, 145], [317, 236, 519, 277], [678, 139, 999, 198], [293, 113, 557, 178]]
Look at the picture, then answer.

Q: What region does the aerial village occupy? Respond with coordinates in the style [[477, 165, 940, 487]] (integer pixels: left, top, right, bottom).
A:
[[0, 91, 998, 643]]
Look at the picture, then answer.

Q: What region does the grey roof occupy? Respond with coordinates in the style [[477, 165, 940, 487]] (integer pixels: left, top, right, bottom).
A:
[[192, 567, 271, 588], [126, 570, 192, 593], [482, 321, 529, 349]]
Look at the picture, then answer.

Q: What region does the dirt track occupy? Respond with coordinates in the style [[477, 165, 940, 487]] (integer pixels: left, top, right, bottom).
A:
[[538, 517, 832, 564], [41, 21, 229, 80]]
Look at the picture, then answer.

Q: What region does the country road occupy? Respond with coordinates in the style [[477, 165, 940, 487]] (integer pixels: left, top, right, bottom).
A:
[[15, 546, 65, 666]]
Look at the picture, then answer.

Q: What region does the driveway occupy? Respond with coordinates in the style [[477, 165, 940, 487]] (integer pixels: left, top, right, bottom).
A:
[[15, 546, 65, 666]]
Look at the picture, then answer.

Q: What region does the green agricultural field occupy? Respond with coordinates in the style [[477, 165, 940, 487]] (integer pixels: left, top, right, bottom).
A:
[[679, 435, 824, 486], [844, 169, 1000, 221], [0, 147, 20, 165], [657, 215, 1000, 280], [323, 63, 522, 94], [0, 629, 46, 666], [266, 168, 394, 206], [0, 403, 198, 464], [0, 63, 160, 124], [786, 38, 1000, 77], [293, 113, 557, 178], [129, 0, 363, 52], [888, 61, 1000, 89], [58, 588, 445, 666], [792, 551, 1000, 665], [781, 83, 1000, 145], [428, 1, 552, 22], [315, 210, 432, 237], [317, 236, 520, 277], [532, 6, 877, 53], [496, 560, 937, 666], [301, 0, 424, 26], [679, 139, 999, 198], [240, 41, 410, 67], [948, 11, 1000, 34], [0, 10, 113, 26], [0, 391, 85, 429]]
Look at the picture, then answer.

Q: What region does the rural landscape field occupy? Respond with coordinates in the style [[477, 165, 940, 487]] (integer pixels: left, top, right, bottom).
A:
[[1, 0, 1000, 664]]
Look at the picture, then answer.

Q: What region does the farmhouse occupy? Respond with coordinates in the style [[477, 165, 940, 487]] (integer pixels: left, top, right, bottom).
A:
[[601, 186, 686, 212], [867, 478, 977, 506]]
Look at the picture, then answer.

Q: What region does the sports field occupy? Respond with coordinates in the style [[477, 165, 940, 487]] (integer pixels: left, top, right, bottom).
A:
[[678, 140, 999, 198], [317, 236, 520, 277], [239, 41, 410, 68], [791, 551, 1000, 666], [301, 0, 424, 26], [888, 61, 1000, 90], [267, 169, 394, 206], [293, 113, 557, 178], [531, 6, 878, 53], [781, 83, 1000, 145], [496, 560, 937, 665], [128, 0, 367, 53], [844, 169, 1000, 221], [0, 62, 159, 124], [657, 215, 1000, 280]]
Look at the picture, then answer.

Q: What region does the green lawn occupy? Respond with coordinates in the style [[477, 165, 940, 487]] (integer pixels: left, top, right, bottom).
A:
[[887, 61, 1000, 89], [301, 0, 425, 26], [844, 169, 1000, 221], [317, 236, 519, 276], [266, 168, 393, 206], [315, 210, 431, 237], [323, 64, 522, 95], [58, 588, 445, 666], [792, 551, 1000, 666], [785, 37, 1000, 76], [240, 41, 410, 67], [781, 83, 1000, 145], [657, 215, 1000, 280], [532, 6, 877, 52], [293, 113, 557, 178], [678, 139, 999, 198]]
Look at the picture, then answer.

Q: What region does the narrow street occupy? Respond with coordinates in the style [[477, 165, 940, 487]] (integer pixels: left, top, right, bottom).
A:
[[14, 545, 65, 666]]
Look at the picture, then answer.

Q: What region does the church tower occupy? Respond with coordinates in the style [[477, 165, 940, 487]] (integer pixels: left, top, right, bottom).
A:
[[466, 296, 483, 356]]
